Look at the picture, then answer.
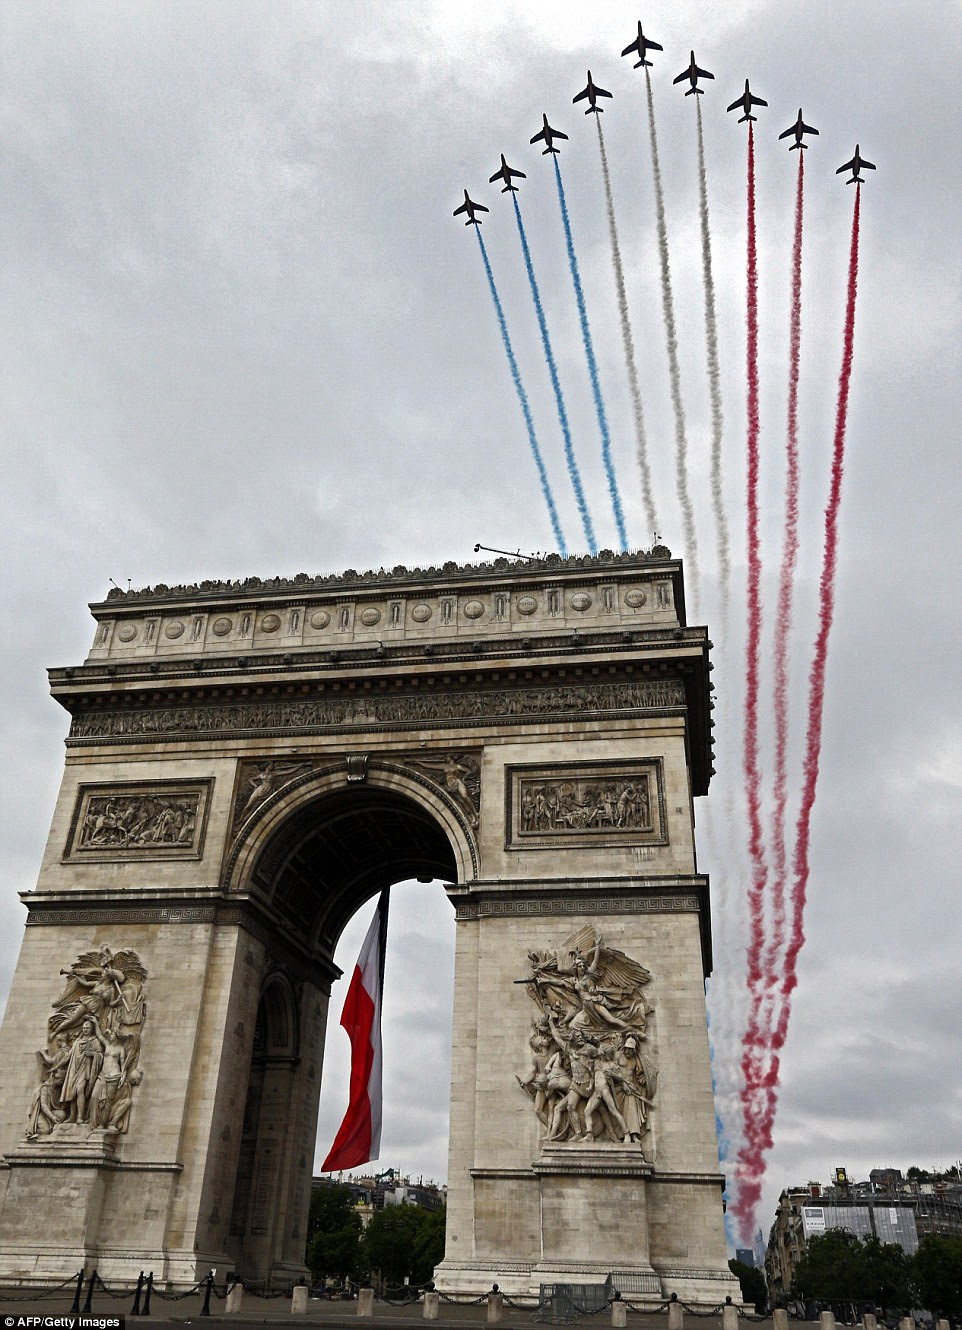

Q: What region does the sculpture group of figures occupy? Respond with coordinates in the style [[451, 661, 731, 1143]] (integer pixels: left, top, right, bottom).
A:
[[519, 777, 651, 835], [79, 793, 196, 849], [27, 946, 147, 1140], [517, 927, 657, 1149]]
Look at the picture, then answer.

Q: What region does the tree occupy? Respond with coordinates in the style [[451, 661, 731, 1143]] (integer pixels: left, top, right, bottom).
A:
[[360, 1203, 446, 1290], [305, 1183, 363, 1283], [861, 1237, 911, 1312], [729, 1259, 767, 1312], [912, 1235, 962, 1318], [793, 1230, 869, 1301]]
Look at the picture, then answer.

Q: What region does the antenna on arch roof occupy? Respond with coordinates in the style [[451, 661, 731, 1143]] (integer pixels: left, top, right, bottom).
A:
[[473, 543, 542, 559]]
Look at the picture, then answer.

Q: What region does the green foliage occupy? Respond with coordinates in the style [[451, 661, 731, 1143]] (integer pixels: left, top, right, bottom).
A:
[[729, 1258, 767, 1312], [360, 1203, 446, 1289], [791, 1230, 911, 1309], [912, 1234, 962, 1317], [306, 1183, 363, 1282]]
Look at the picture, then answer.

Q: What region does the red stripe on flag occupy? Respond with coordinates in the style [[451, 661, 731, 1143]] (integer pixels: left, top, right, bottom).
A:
[[321, 893, 387, 1171]]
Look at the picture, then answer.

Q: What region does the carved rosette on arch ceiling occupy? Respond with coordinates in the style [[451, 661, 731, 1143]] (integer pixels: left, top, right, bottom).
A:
[[516, 926, 657, 1153], [27, 946, 147, 1142]]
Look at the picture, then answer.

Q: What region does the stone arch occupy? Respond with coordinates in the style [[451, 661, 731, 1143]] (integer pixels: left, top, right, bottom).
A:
[[223, 762, 477, 948]]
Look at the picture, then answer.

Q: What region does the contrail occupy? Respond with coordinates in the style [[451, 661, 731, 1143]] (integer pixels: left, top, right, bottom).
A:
[[475, 228, 567, 554], [552, 153, 629, 551], [592, 115, 658, 542], [766, 151, 805, 981], [696, 97, 731, 618], [645, 70, 698, 612], [511, 194, 597, 554], [733, 184, 862, 1247]]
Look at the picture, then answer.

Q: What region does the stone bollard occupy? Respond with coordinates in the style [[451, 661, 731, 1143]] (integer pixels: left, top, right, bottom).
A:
[[423, 1291, 440, 1320], [358, 1287, 375, 1318], [820, 1311, 836, 1330], [722, 1301, 739, 1330], [225, 1282, 244, 1315], [668, 1297, 684, 1330], [937, 1320, 950, 1330], [611, 1297, 627, 1328], [773, 1309, 789, 1330], [899, 1318, 915, 1330], [291, 1284, 309, 1315], [862, 1313, 877, 1330], [487, 1290, 504, 1323]]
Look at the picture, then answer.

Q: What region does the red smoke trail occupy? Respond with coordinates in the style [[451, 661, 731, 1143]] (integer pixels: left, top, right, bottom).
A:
[[733, 185, 862, 1246], [765, 150, 805, 982]]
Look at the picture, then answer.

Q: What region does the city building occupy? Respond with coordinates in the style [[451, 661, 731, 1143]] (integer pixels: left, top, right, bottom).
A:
[[765, 1168, 962, 1302]]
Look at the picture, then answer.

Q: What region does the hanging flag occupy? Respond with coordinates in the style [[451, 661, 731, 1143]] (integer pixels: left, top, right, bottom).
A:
[[321, 888, 390, 1171]]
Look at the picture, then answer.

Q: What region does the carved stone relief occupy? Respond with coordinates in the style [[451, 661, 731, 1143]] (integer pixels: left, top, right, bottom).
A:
[[401, 752, 481, 827], [65, 781, 212, 861], [69, 679, 685, 743], [516, 926, 656, 1153], [27, 945, 148, 1141], [505, 760, 667, 850]]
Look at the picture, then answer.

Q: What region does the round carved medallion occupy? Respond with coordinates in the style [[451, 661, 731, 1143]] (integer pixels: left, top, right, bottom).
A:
[[516, 595, 538, 615], [359, 607, 381, 626], [570, 592, 592, 612], [164, 620, 185, 639], [463, 600, 485, 620], [411, 604, 432, 623], [624, 589, 648, 608], [260, 614, 281, 633], [211, 616, 233, 636], [117, 624, 138, 642], [309, 610, 331, 630]]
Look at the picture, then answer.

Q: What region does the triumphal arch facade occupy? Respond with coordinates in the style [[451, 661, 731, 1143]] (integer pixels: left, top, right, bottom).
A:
[[0, 549, 737, 1303]]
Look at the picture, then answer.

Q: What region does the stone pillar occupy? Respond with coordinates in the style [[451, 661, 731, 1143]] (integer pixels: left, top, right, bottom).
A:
[[291, 1284, 309, 1314], [722, 1303, 739, 1330], [899, 1318, 915, 1330], [862, 1314, 877, 1330], [937, 1320, 950, 1330], [669, 1299, 685, 1330], [487, 1291, 504, 1322], [225, 1283, 244, 1314], [820, 1312, 836, 1330], [611, 1299, 627, 1328], [423, 1291, 440, 1320], [357, 1287, 375, 1317], [773, 1309, 789, 1330]]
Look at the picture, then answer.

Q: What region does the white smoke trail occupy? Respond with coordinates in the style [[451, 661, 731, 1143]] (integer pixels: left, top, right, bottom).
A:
[[644, 69, 699, 615], [696, 95, 731, 622], [594, 115, 659, 541]]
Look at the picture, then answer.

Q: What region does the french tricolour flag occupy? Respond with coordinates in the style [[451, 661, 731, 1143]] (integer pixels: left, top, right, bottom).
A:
[[321, 889, 390, 1171]]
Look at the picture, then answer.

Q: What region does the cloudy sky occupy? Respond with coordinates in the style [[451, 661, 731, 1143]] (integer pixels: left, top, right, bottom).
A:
[[2, 0, 960, 1248]]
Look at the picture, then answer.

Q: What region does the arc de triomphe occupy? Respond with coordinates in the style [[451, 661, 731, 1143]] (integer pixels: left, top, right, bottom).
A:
[[0, 549, 737, 1303]]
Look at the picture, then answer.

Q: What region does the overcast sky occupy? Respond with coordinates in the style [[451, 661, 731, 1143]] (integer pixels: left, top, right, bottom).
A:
[[2, 0, 960, 1250]]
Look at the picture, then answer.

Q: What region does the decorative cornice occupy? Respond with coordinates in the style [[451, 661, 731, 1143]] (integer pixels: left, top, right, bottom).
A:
[[96, 548, 675, 607]]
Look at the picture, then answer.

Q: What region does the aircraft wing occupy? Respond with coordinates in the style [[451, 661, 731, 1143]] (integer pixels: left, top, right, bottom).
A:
[[727, 95, 745, 112], [621, 37, 641, 57], [453, 201, 469, 216], [695, 64, 714, 81], [751, 93, 768, 107], [530, 127, 547, 144], [672, 69, 689, 85], [836, 158, 856, 175], [778, 125, 795, 140], [596, 84, 612, 99], [801, 121, 818, 136], [573, 86, 589, 103]]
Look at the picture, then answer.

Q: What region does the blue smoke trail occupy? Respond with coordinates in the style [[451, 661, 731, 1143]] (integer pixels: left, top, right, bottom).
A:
[[475, 229, 567, 555], [512, 194, 596, 554], [552, 155, 628, 552]]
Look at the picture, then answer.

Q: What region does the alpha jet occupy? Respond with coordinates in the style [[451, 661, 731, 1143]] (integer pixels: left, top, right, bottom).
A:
[[530, 114, 569, 155], [621, 23, 663, 68], [489, 154, 526, 193], [452, 190, 490, 226], [727, 79, 768, 122], [573, 71, 613, 114], [779, 109, 819, 150], [673, 50, 714, 95], [837, 145, 876, 183]]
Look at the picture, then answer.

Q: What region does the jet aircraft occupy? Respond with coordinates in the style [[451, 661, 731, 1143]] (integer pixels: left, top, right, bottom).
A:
[[779, 109, 819, 150], [673, 51, 714, 95], [621, 23, 663, 68], [573, 71, 613, 114], [489, 154, 526, 193], [452, 190, 489, 226], [727, 79, 768, 122], [530, 114, 569, 155], [836, 145, 875, 183]]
